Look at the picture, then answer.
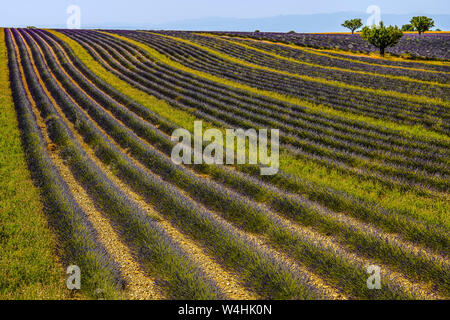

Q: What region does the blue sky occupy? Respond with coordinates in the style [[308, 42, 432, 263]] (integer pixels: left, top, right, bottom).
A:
[[1, 0, 448, 28]]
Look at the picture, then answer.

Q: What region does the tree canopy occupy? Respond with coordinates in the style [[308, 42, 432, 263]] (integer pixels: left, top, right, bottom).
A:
[[410, 16, 435, 35], [360, 22, 403, 56], [401, 24, 415, 32], [342, 19, 363, 34]]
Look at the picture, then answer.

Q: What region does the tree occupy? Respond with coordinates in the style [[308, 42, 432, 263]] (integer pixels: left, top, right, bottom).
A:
[[360, 22, 403, 56], [401, 24, 415, 32], [410, 16, 435, 35], [342, 19, 363, 34]]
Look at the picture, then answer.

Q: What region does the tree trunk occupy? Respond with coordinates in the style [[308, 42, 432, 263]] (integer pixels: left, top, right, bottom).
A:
[[380, 47, 385, 57]]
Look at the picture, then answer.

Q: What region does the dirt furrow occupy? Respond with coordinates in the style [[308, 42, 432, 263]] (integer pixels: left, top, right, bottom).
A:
[[264, 208, 441, 299]]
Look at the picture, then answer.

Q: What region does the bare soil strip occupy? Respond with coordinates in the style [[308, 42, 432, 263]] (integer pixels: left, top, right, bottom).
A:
[[263, 208, 441, 299]]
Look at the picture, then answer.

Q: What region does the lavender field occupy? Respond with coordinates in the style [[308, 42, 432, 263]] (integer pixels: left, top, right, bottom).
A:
[[1, 27, 449, 300]]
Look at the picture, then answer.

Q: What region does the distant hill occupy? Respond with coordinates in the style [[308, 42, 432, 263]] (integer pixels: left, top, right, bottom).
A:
[[140, 12, 450, 32], [43, 11, 450, 32]]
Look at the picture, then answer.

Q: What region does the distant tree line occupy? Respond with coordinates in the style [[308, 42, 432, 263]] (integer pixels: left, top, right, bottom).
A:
[[342, 19, 363, 34], [361, 22, 403, 56], [253, 15, 439, 57], [341, 16, 437, 35]]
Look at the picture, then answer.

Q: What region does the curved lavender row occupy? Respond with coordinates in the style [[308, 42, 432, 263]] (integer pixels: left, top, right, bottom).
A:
[[39, 29, 450, 254], [27, 28, 449, 299], [4, 29, 124, 299], [155, 31, 449, 99], [114, 30, 449, 134], [213, 36, 450, 83], [207, 31, 450, 62], [62, 30, 450, 192], [71, 29, 449, 153], [20, 28, 332, 300], [12, 28, 224, 300]]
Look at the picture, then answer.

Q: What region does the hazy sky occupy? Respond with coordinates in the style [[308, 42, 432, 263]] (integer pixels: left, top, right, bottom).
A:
[[1, 0, 449, 27]]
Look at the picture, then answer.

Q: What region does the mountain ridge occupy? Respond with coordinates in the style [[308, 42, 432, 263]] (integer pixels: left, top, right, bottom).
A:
[[76, 12, 450, 32]]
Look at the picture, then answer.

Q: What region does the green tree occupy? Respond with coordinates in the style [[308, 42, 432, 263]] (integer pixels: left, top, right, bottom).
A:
[[401, 24, 415, 32], [360, 22, 403, 56], [410, 16, 435, 35], [342, 19, 363, 34]]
